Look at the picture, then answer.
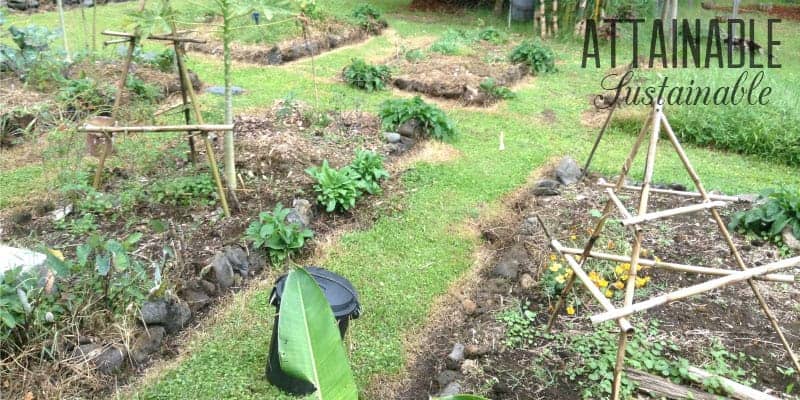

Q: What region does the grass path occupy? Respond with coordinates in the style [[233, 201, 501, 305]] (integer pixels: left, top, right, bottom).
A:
[[3, 2, 800, 399]]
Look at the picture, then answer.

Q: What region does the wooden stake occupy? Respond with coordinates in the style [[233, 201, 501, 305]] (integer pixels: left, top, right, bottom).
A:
[[660, 113, 800, 373], [170, 38, 197, 164], [686, 366, 782, 400], [590, 256, 800, 324], [81, 124, 232, 133], [557, 246, 795, 283], [540, 0, 547, 38], [597, 182, 745, 202], [625, 369, 720, 400], [621, 201, 727, 226]]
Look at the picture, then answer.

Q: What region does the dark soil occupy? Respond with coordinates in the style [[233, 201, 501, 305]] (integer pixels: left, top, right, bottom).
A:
[[389, 41, 529, 107], [394, 169, 799, 399], [187, 18, 386, 66]]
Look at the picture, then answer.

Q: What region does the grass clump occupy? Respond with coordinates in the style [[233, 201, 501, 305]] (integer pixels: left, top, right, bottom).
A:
[[379, 96, 457, 141], [245, 203, 313, 266], [343, 58, 391, 92], [429, 29, 476, 55], [509, 40, 557, 74]]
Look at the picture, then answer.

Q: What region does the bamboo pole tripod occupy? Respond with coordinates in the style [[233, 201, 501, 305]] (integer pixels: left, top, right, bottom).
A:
[[83, 29, 231, 217], [543, 100, 800, 400]]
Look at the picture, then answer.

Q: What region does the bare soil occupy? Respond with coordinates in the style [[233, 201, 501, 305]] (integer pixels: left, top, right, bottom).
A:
[[393, 169, 799, 399]]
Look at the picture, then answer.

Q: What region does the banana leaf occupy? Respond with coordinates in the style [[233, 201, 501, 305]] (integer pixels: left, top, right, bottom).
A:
[[277, 268, 358, 400]]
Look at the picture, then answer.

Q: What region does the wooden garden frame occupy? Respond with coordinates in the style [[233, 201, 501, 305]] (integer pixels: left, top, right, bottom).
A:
[[80, 28, 232, 217], [543, 101, 800, 400]]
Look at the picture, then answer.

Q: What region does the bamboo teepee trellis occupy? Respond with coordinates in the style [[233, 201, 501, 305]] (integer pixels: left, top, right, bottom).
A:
[[543, 100, 800, 400]]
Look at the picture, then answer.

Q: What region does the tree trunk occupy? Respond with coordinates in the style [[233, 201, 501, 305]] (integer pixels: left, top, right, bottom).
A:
[[493, 0, 504, 17], [222, 0, 236, 190]]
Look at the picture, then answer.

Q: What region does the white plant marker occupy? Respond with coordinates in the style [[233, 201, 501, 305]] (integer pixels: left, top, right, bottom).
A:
[[499, 131, 505, 151]]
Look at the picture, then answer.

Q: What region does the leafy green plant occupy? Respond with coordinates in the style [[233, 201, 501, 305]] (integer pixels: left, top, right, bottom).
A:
[[479, 77, 516, 100], [277, 268, 358, 399], [343, 58, 391, 92], [509, 40, 557, 74], [133, 46, 176, 72], [149, 174, 217, 207], [57, 76, 111, 114], [349, 149, 389, 195], [306, 161, 361, 212], [729, 187, 800, 245], [351, 3, 386, 33], [404, 48, 426, 62], [379, 96, 457, 141], [245, 204, 313, 266], [497, 301, 538, 348], [0, 25, 66, 87], [126, 75, 162, 102], [477, 26, 507, 44], [430, 29, 475, 55]]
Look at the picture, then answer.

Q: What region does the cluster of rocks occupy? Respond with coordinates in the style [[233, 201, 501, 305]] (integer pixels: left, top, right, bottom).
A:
[[532, 156, 582, 197], [382, 119, 421, 154], [434, 342, 490, 397], [4, 0, 130, 10]]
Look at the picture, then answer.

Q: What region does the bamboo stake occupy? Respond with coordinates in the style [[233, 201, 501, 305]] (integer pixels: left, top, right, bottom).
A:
[[605, 188, 632, 219], [175, 45, 231, 218], [552, 0, 559, 36], [590, 256, 800, 324], [580, 100, 619, 182], [545, 108, 653, 332], [597, 182, 745, 202], [557, 247, 795, 283], [540, 0, 547, 38], [660, 113, 800, 373], [80, 124, 233, 133], [686, 367, 782, 400], [621, 201, 727, 226], [170, 30, 198, 164]]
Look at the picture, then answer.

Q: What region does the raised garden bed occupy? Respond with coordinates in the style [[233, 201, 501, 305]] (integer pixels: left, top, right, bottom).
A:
[[391, 166, 799, 399]]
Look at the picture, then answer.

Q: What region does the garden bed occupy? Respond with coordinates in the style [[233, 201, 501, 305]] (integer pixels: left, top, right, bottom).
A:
[[0, 100, 419, 399], [186, 18, 387, 66], [388, 41, 529, 107], [389, 166, 799, 399]]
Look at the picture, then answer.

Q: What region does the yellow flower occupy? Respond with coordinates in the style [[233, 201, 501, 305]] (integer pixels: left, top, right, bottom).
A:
[[605, 289, 614, 298], [574, 255, 582, 261], [654, 256, 662, 263], [598, 279, 609, 288], [613, 281, 624, 290], [550, 254, 557, 261], [636, 277, 649, 288], [570, 235, 577, 240], [565, 269, 574, 278], [566, 306, 576, 315], [549, 263, 562, 272], [555, 275, 566, 284], [588, 271, 600, 282], [615, 265, 625, 276]]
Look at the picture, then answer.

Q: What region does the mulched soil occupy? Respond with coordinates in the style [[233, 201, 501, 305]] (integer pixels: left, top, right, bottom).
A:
[[393, 168, 799, 399], [186, 18, 385, 66], [0, 100, 418, 399], [388, 41, 530, 107]]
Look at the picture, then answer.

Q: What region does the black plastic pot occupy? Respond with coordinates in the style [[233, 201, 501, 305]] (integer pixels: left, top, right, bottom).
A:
[[265, 266, 361, 395]]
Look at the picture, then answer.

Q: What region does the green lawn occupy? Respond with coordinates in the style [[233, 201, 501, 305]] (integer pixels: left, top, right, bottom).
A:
[[3, 1, 800, 399]]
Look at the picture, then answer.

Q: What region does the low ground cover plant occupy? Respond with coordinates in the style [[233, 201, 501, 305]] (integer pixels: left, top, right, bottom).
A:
[[729, 187, 800, 248], [509, 40, 557, 74], [149, 174, 217, 207], [379, 96, 457, 141], [429, 29, 477, 55], [479, 77, 516, 100], [343, 58, 391, 92], [350, 3, 386, 33], [477, 26, 508, 44], [246, 204, 313, 265]]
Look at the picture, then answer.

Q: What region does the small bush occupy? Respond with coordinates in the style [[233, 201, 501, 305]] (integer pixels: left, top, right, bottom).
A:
[[351, 4, 386, 33], [57, 76, 112, 114], [430, 29, 476, 55], [306, 161, 361, 212], [480, 77, 516, 100], [379, 96, 456, 141], [0, 25, 66, 88], [509, 40, 557, 74], [149, 174, 217, 207], [350, 149, 389, 195], [404, 48, 426, 62], [126, 75, 162, 102], [343, 58, 391, 92], [729, 187, 800, 245], [478, 27, 508, 44], [246, 203, 313, 265]]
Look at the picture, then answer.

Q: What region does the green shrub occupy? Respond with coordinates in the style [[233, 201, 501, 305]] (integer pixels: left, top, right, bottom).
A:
[[430, 29, 476, 55], [404, 48, 426, 62], [729, 187, 800, 245], [246, 204, 313, 265], [306, 161, 361, 212], [509, 40, 557, 74], [343, 58, 391, 92], [669, 102, 800, 167], [379, 96, 457, 141], [479, 77, 516, 100], [0, 25, 66, 88], [57, 76, 111, 114], [477, 27, 508, 44], [149, 174, 217, 207], [133, 47, 176, 72], [126, 75, 162, 102], [351, 4, 386, 33], [350, 149, 389, 195]]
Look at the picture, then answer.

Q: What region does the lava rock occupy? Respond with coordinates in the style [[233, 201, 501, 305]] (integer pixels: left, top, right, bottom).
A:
[[438, 382, 462, 397], [286, 199, 313, 230], [397, 118, 425, 138], [556, 157, 582, 185], [140, 298, 191, 333], [461, 359, 480, 375], [520, 216, 542, 236], [532, 179, 561, 196], [383, 132, 402, 143], [464, 344, 490, 358], [74, 344, 125, 374], [445, 343, 465, 370], [140, 300, 168, 325], [265, 46, 283, 65], [205, 86, 245, 96], [436, 370, 461, 387], [181, 288, 211, 313], [668, 183, 688, 191], [492, 244, 528, 280], [211, 246, 250, 290], [130, 326, 165, 365], [327, 34, 344, 48]]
